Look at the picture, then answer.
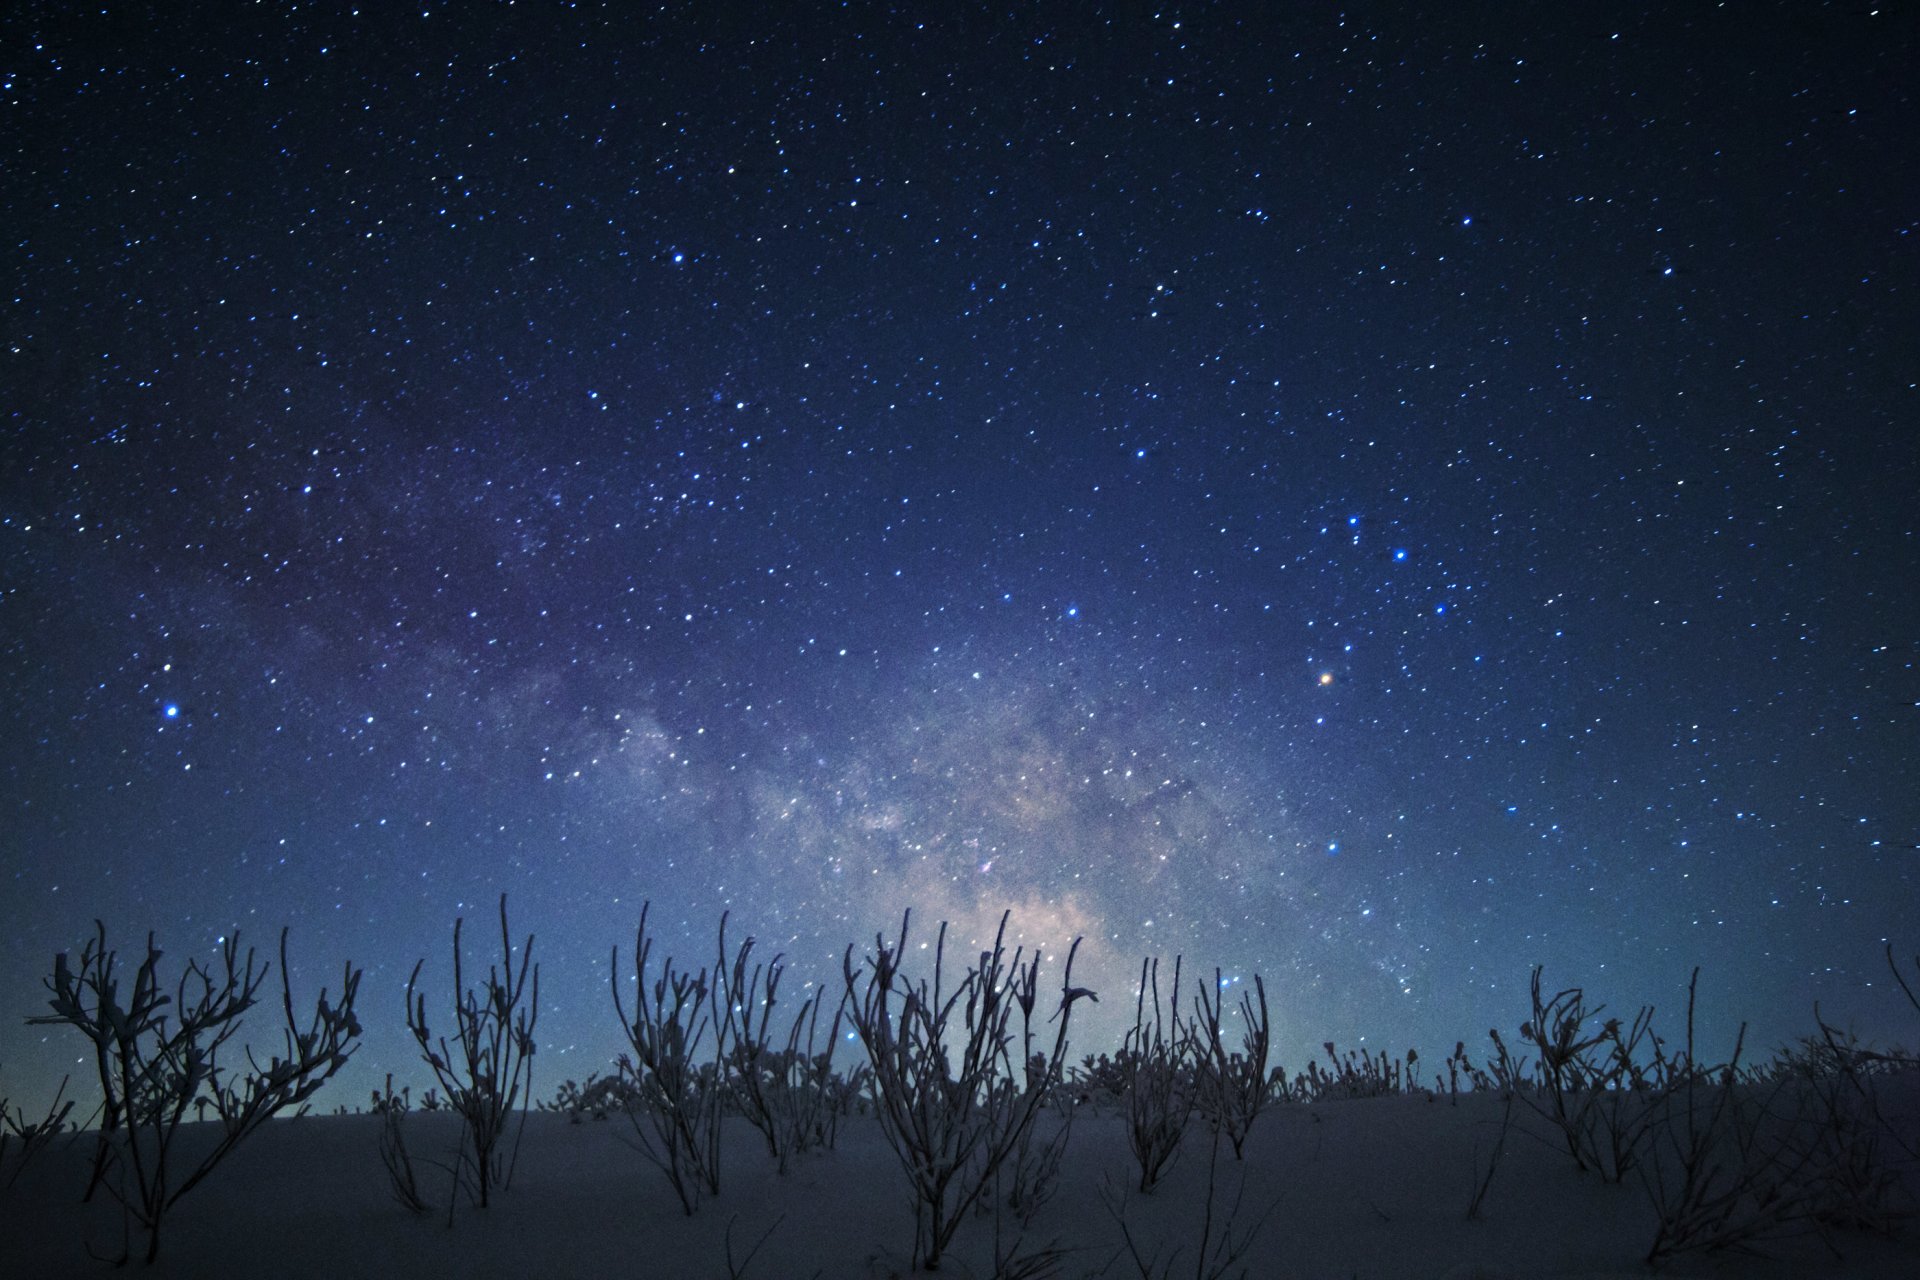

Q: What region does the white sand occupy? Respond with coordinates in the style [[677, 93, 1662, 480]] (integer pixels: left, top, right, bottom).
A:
[[7, 1078, 1918, 1278]]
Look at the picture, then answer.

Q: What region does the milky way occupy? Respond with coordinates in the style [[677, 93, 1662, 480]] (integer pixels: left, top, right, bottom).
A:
[[3, 5, 1915, 1108]]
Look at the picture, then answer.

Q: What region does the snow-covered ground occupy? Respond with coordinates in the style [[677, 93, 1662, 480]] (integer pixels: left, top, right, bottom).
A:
[[7, 1077, 1918, 1278]]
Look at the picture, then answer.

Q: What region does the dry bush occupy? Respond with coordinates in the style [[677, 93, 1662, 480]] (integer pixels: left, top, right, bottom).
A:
[[716, 918, 857, 1172], [612, 900, 727, 1215], [542, 1072, 639, 1123], [1101, 1122, 1280, 1280], [404, 893, 539, 1214], [1293, 1041, 1417, 1103], [843, 908, 1093, 1271], [29, 923, 360, 1263], [1516, 966, 1671, 1182], [1190, 971, 1270, 1160], [1636, 969, 1913, 1264], [1, 1068, 76, 1190], [371, 1073, 431, 1215], [1123, 956, 1197, 1192]]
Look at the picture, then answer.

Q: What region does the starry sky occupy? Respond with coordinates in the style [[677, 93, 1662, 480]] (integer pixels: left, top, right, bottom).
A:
[[4, 4, 1917, 1114]]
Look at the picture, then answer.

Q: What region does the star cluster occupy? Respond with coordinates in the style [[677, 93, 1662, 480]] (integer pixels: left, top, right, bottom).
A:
[[3, 4, 1915, 1106]]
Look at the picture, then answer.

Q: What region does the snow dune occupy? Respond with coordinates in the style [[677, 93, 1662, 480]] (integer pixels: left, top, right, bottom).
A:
[[8, 1077, 1917, 1278]]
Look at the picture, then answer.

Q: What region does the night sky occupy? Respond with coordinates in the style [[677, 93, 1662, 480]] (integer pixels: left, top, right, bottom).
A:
[[4, 4, 1916, 1114]]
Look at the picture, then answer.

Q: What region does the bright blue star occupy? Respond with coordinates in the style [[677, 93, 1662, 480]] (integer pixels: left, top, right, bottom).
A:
[[162, 703, 181, 719], [1392, 548, 1408, 562]]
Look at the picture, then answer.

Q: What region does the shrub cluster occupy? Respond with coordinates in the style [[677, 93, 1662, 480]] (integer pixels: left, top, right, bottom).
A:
[[14, 906, 1917, 1271]]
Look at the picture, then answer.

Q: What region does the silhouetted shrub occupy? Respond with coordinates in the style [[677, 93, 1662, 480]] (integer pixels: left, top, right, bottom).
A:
[[612, 900, 727, 1214], [1191, 970, 1271, 1160], [29, 923, 360, 1262], [1123, 955, 1196, 1192], [843, 908, 1094, 1271], [404, 893, 538, 1214], [1, 1066, 75, 1190]]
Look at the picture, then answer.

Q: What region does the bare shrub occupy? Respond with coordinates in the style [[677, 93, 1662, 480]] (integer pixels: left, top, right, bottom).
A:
[[843, 908, 1093, 1271], [1001, 1078, 1075, 1226], [1516, 967, 1669, 1182], [543, 1072, 639, 1123], [1124, 956, 1196, 1191], [404, 893, 539, 1214], [1295, 1041, 1414, 1102], [1, 1068, 76, 1190], [1463, 1074, 1518, 1221], [1101, 1122, 1280, 1279], [371, 1074, 431, 1215], [1889, 943, 1920, 1023], [1190, 970, 1270, 1159], [717, 919, 855, 1172], [1636, 969, 1874, 1264], [1442, 1038, 1497, 1102], [1779, 1026, 1911, 1235], [29, 923, 360, 1263], [612, 900, 726, 1214], [722, 1211, 791, 1280], [1070, 1052, 1131, 1112]]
